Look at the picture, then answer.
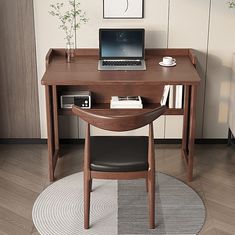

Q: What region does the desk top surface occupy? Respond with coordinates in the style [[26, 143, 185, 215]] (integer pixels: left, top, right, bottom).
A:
[[41, 49, 201, 86]]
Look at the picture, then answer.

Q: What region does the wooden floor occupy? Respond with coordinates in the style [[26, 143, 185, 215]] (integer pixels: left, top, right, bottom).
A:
[[0, 143, 234, 235]]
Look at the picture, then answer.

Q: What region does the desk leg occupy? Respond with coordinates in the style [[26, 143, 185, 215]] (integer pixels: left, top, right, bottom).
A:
[[45, 85, 54, 181], [45, 85, 59, 182], [182, 85, 197, 182], [52, 86, 59, 151], [188, 85, 197, 181], [182, 85, 190, 158]]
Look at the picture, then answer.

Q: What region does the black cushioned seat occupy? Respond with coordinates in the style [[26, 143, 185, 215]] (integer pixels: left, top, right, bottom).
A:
[[90, 136, 148, 172]]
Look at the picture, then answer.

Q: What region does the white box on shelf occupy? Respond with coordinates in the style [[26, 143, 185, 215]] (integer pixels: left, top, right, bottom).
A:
[[110, 96, 143, 109], [110, 103, 143, 109]]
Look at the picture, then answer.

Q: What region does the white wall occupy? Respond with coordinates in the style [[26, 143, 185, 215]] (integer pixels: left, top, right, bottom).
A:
[[204, 0, 235, 138], [33, 0, 235, 139], [228, 54, 235, 135], [168, 0, 210, 138]]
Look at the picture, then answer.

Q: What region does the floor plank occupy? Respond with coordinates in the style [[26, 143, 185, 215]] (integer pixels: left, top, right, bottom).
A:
[[0, 206, 33, 233], [0, 219, 31, 235]]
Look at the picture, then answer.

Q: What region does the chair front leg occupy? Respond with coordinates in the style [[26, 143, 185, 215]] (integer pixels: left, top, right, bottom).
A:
[[84, 172, 91, 229], [84, 123, 91, 229]]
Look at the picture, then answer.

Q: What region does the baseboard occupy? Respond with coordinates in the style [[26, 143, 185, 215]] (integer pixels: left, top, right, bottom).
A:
[[154, 139, 182, 144], [156, 139, 228, 144], [0, 138, 229, 145], [195, 139, 228, 144], [0, 138, 84, 144], [0, 138, 48, 144]]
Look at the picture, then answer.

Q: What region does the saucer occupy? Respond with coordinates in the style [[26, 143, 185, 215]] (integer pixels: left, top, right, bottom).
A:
[[159, 61, 176, 67]]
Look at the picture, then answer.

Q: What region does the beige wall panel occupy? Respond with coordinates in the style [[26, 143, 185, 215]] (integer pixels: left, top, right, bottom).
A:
[[228, 54, 235, 135], [77, 0, 168, 48], [204, 0, 235, 138], [79, 116, 165, 139], [33, 0, 169, 138], [165, 116, 183, 138], [33, 0, 69, 138], [167, 0, 210, 138], [33, 1, 235, 139], [0, 0, 40, 138]]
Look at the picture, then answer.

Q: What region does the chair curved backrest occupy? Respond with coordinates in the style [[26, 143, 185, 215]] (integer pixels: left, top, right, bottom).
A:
[[72, 104, 166, 230], [72, 105, 167, 131]]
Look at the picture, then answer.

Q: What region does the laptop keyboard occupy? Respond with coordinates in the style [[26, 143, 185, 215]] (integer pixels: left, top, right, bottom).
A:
[[102, 60, 142, 66]]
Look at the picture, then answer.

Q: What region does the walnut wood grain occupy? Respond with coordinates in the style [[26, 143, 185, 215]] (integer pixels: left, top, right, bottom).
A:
[[182, 85, 190, 157], [41, 49, 200, 86], [42, 48, 200, 182], [187, 85, 197, 181], [57, 84, 164, 104], [52, 86, 59, 151], [74, 107, 160, 229], [58, 104, 183, 116], [45, 48, 194, 59], [72, 105, 166, 131]]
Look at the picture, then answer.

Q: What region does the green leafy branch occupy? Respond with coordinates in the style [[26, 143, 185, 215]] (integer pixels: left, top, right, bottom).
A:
[[49, 0, 88, 45], [228, 1, 235, 8]]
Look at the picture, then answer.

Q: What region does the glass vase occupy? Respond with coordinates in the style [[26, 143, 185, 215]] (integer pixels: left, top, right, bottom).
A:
[[66, 42, 75, 63]]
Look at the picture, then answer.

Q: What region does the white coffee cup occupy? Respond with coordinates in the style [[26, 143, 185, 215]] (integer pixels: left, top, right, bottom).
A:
[[162, 56, 176, 65]]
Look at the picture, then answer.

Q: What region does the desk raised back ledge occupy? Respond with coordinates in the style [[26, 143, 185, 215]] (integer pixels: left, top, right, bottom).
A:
[[41, 48, 200, 182]]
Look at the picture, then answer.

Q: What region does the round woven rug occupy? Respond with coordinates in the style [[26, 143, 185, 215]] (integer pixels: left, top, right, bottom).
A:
[[32, 172, 206, 235]]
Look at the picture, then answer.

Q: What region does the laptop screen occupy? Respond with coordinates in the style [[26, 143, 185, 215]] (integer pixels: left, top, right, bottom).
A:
[[99, 29, 145, 60]]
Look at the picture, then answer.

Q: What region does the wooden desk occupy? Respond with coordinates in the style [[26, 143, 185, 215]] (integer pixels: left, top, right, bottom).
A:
[[41, 48, 200, 182]]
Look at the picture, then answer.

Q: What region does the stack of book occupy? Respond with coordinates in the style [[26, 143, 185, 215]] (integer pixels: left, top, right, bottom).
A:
[[168, 85, 183, 108], [160, 85, 183, 108], [160, 85, 170, 106], [110, 96, 143, 109]]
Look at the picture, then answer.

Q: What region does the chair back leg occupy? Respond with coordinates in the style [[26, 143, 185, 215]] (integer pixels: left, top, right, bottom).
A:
[[146, 177, 148, 192], [148, 171, 155, 229], [89, 179, 93, 192], [148, 123, 155, 229]]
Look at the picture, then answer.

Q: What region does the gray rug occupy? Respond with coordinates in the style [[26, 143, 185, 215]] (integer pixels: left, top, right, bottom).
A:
[[32, 172, 205, 235], [118, 174, 205, 235]]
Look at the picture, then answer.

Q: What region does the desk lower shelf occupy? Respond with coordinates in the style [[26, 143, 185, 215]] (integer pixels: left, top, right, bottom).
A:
[[58, 103, 183, 116]]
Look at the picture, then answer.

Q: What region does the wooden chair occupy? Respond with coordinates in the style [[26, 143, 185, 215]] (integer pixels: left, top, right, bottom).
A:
[[72, 106, 166, 229]]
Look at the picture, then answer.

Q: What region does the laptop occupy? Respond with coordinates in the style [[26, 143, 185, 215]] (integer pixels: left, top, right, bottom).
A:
[[98, 28, 146, 71]]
